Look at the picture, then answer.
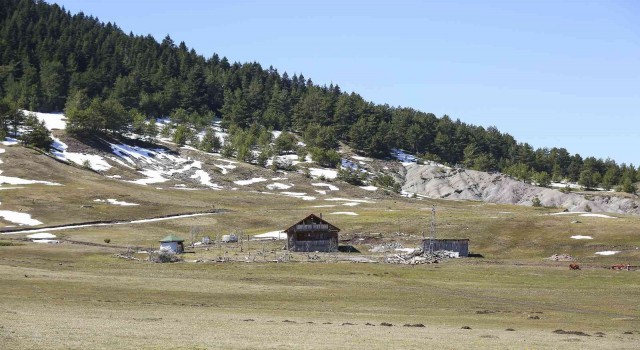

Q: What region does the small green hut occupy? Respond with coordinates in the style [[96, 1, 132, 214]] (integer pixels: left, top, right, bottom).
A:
[[159, 234, 184, 254]]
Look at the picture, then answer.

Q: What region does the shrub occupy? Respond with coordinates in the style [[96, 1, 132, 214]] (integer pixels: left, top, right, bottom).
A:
[[337, 168, 365, 186], [104, 238, 111, 244], [149, 251, 182, 263], [532, 197, 542, 207]]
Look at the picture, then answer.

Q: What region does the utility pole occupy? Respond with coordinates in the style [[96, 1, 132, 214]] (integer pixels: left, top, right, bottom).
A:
[[429, 205, 436, 254]]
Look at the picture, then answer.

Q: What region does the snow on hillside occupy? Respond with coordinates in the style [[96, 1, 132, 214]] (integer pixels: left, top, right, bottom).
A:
[[234, 178, 267, 186], [309, 168, 337, 179], [266, 183, 292, 190], [391, 149, 417, 163], [27, 111, 67, 130], [2, 137, 18, 146], [52, 137, 112, 171], [0, 210, 43, 226], [12, 110, 639, 216], [94, 198, 139, 206], [0, 147, 61, 186]]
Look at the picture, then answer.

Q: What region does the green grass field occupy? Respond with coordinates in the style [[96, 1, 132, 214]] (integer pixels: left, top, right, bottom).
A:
[[1, 145, 639, 349]]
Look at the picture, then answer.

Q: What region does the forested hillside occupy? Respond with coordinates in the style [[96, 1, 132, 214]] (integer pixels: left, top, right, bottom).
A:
[[0, 0, 636, 192]]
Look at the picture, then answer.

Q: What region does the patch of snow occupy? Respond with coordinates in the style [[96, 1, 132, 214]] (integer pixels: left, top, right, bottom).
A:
[[281, 192, 316, 201], [215, 163, 236, 174], [580, 213, 616, 219], [29, 111, 66, 130], [266, 183, 292, 190], [343, 202, 361, 206], [315, 190, 327, 195], [253, 230, 286, 240], [550, 182, 583, 190], [312, 183, 339, 191], [94, 199, 139, 206], [51, 137, 111, 171], [571, 235, 593, 240], [2, 137, 19, 146], [234, 177, 267, 186], [391, 149, 417, 163], [64, 152, 112, 171], [130, 170, 168, 185], [267, 154, 301, 167], [27, 233, 56, 239], [325, 198, 375, 203], [341, 159, 359, 170], [309, 168, 338, 179], [0, 210, 42, 226], [360, 185, 377, 191], [595, 251, 620, 256], [32, 239, 59, 244], [352, 155, 372, 162], [329, 212, 359, 216], [191, 170, 223, 189], [271, 130, 282, 139], [0, 174, 60, 186], [311, 205, 336, 208], [165, 160, 201, 175]]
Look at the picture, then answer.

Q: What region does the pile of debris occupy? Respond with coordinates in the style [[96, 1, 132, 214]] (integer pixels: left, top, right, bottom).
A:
[[370, 242, 404, 253], [545, 254, 574, 261], [385, 248, 455, 265]]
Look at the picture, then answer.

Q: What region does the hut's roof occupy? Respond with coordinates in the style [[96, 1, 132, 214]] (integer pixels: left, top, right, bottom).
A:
[[285, 213, 340, 233], [159, 234, 184, 242]]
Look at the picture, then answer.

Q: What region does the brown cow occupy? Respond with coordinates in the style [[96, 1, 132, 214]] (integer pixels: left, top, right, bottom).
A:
[[569, 263, 581, 270]]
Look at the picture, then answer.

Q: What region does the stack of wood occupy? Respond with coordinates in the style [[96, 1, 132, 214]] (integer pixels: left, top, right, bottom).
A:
[[385, 248, 452, 265]]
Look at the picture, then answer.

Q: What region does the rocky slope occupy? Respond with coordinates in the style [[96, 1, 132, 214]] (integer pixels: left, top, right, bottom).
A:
[[401, 164, 640, 214]]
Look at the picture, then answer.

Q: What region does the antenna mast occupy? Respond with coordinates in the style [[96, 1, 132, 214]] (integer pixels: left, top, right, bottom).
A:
[[429, 205, 436, 253]]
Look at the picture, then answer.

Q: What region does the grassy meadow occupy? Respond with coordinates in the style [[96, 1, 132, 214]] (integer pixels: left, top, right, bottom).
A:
[[1, 145, 639, 349]]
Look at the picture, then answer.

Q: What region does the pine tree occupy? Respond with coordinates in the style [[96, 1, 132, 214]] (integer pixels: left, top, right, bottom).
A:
[[172, 125, 187, 146], [145, 118, 158, 141], [20, 113, 53, 150], [198, 127, 221, 153]]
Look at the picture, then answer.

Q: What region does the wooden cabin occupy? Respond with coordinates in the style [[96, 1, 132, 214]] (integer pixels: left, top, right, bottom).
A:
[[159, 234, 185, 254], [285, 214, 340, 252], [422, 238, 469, 257]]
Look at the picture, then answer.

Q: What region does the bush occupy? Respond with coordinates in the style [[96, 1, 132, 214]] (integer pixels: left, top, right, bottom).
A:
[[532, 197, 542, 207], [584, 204, 592, 212], [149, 251, 182, 263], [337, 168, 365, 186], [374, 174, 401, 193], [104, 238, 111, 244]]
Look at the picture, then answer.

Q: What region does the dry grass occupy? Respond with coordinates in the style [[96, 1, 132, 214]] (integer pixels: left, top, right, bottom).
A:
[[1, 244, 639, 349], [1, 144, 640, 348]]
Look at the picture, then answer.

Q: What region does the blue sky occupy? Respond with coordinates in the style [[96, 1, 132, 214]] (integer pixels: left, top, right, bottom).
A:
[[52, 1, 640, 165]]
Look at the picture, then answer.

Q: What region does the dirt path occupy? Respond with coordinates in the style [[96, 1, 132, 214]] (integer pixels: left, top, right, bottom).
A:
[[0, 209, 228, 235]]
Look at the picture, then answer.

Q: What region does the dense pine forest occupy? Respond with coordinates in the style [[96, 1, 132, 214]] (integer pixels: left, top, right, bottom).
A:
[[0, 0, 636, 192]]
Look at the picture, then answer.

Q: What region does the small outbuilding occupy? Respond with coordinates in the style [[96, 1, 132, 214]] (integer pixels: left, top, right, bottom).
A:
[[159, 234, 185, 254], [422, 238, 469, 257], [285, 214, 340, 252]]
